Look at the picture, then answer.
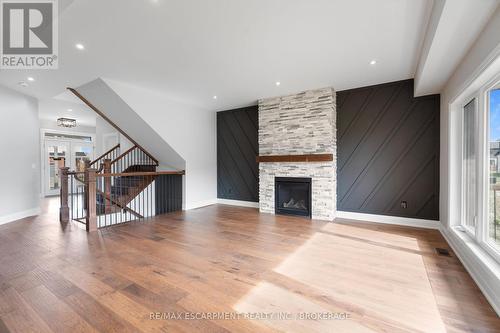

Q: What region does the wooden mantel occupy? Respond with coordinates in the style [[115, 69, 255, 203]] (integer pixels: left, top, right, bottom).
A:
[[256, 154, 333, 163]]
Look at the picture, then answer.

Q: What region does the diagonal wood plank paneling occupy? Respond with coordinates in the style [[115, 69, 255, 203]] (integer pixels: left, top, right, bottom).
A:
[[217, 106, 259, 202], [337, 79, 440, 220]]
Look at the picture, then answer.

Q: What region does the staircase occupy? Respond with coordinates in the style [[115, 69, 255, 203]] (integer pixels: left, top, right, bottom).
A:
[[96, 162, 157, 216], [59, 88, 184, 231]]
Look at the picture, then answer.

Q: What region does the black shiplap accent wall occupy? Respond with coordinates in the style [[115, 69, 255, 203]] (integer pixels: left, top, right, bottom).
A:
[[217, 106, 259, 202], [337, 79, 439, 220], [155, 174, 183, 214]]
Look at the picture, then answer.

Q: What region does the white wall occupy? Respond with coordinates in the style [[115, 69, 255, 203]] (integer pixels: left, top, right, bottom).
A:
[[0, 84, 40, 224], [104, 79, 217, 210], [94, 115, 133, 157]]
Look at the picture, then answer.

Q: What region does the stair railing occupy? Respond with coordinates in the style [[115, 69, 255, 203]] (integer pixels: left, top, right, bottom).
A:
[[89, 143, 121, 172], [110, 145, 159, 174], [59, 167, 184, 230]]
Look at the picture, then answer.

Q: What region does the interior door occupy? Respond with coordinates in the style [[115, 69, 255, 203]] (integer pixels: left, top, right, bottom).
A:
[[45, 140, 69, 196]]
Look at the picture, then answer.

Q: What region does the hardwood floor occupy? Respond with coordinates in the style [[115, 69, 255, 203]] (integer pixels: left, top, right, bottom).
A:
[[0, 198, 499, 332]]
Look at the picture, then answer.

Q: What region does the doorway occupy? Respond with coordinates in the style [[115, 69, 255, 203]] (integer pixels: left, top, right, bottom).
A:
[[42, 131, 95, 196]]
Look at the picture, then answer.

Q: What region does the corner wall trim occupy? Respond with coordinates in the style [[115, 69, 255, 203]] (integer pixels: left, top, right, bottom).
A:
[[0, 207, 41, 226], [336, 211, 440, 229], [439, 226, 500, 316], [217, 199, 259, 208]]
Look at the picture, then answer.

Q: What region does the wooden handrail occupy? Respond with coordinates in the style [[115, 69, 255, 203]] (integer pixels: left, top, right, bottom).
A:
[[111, 145, 137, 165], [67, 171, 85, 175], [89, 144, 120, 166], [67, 87, 159, 166], [97, 170, 185, 177], [139, 147, 159, 167]]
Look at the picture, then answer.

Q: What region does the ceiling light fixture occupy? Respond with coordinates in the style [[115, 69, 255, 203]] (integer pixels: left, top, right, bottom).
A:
[[67, 109, 73, 112], [370, 60, 377, 65], [275, 81, 281, 86], [27, 77, 35, 82], [57, 117, 77, 128], [75, 43, 85, 50], [213, 95, 217, 100]]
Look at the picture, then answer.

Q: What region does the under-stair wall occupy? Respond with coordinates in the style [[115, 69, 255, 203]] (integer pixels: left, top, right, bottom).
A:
[[75, 78, 217, 209]]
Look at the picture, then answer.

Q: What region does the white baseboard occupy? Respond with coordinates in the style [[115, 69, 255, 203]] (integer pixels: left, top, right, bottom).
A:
[[336, 211, 440, 230], [439, 226, 500, 316], [217, 199, 259, 208], [185, 199, 217, 210], [0, 207, 41, 226]]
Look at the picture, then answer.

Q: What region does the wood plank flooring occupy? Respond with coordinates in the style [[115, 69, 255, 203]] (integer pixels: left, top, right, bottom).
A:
[[0, 198, 498, 332]]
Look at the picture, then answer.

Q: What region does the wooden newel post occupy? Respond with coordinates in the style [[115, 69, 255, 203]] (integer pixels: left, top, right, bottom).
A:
[[85, 168, 98, 232], [59, 167, 70, 223], [83, 160, 91, 210], [103, 159, 112, 214]]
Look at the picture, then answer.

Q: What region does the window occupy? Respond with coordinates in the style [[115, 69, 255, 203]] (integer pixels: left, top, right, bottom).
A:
[[463, 99, 478, 234], [488, 88, 500, 250], [457, 76, 500, 262]]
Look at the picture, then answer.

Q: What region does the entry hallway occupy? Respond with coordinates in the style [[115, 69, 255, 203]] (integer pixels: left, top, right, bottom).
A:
[[0, 198, 499, 332]]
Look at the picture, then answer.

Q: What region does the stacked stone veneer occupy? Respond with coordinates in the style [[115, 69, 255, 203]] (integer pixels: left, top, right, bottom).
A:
[[259, 87, 336, 221]]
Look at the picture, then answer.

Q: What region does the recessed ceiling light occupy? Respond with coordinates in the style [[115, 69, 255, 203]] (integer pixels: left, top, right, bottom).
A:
[[18, 81, 28, 87], [370, 60, 377, 65], [75, 43, 85, 50], [213, 95, 217, 100], [27, 77, 35, 82], [275, 81, 281, 86], [67, 109, 73, 112]]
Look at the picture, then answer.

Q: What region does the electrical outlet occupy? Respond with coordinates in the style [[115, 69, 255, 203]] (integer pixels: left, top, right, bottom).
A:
[[401, 201, 408, 209]]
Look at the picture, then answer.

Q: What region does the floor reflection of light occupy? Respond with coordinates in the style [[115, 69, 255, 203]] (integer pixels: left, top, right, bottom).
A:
[[234, 281, 374, 333], [234, 223, 447, 333]]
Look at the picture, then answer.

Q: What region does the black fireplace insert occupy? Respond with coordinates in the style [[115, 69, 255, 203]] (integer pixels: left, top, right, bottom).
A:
[[275, 177, 312, 218]]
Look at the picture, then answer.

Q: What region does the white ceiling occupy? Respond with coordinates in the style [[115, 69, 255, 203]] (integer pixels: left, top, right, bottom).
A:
[[0, 0, 498, 111], [414, 0, 499, 96], [38, 97, 96, 127]]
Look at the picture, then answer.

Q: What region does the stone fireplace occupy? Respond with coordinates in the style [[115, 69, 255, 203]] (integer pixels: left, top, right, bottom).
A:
[[258, 87, 336, 221]]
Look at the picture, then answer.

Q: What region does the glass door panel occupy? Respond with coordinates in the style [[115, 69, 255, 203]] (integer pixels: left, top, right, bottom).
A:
[[46, 141, 69, 196]]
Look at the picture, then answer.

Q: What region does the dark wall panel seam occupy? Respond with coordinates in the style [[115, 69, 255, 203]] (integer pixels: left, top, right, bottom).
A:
[[218, 135, 254, 199], [338, 83, 405, 173], [338, 89, 376, 141], [383, 154, 436, 213], [339, 97, 419, 205], [359, 113, 436, 210]]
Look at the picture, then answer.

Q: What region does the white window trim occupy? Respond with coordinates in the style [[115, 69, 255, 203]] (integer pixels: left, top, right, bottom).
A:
[[460, 96, 479, 238], [445, 49, 500, 316], [457, 73, 500, 264], [480, 76, 500, 262]]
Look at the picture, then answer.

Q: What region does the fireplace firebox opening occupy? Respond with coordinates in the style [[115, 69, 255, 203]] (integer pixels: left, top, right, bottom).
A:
[[275, 177, 312, 218]]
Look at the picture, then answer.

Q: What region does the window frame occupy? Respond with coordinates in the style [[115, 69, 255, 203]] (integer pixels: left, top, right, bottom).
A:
[[461, 96, 479, 237], [481, 77, 500, 262], [460, 73, 500, 263]]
